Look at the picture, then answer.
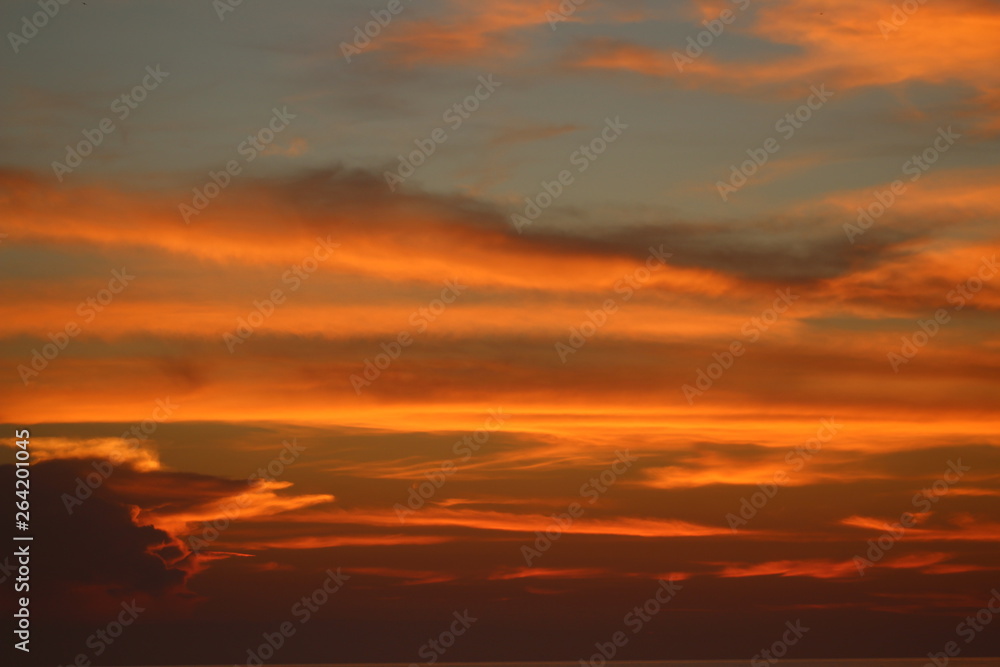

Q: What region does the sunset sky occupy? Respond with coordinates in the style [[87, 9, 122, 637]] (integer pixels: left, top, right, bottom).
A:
[[2, 0, 1000, 665]]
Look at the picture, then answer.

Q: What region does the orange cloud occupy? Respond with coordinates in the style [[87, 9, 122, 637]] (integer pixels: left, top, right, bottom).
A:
[[26, 437, 161, 471], [347, 567, 460, 585], [139, 480, 335, 539], [714, 559, 858, 579], [572, 0, 1000, 132], [235, 535, 453, 550], [488, 567, 612, 580], [355, 0, 642, 66], [248, 505, 742, 539], [0, 170, 739, 297]]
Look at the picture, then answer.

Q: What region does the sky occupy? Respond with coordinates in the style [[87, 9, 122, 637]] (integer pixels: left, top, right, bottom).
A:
[[2, 0, 1000, 665]]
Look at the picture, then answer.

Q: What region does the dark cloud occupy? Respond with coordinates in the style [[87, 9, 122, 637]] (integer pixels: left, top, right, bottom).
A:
[[2, 459, 188, 599]]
